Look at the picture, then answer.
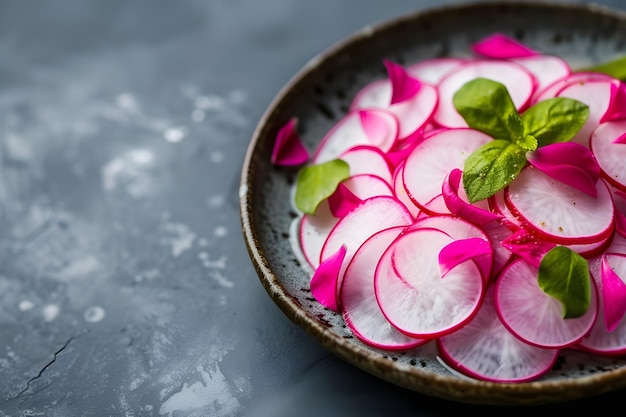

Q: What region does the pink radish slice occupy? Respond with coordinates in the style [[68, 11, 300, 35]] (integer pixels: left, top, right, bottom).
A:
[[526, 142, 601, 198], [329, 173, 394, 218], [271, 117, 309, 166], [328, 183, 362, 218], [495, 258, 598, 349], [383, 59, 422, 105], [471, 33, 538, 58], [300, 175, 394, 269], [310, 244, 346, 312], [489, 190, 522, 231], [531, 71, 614, 103], [481, 219, 514, 278], [512, 55, 571, 95], [300, 200, 338, 269], [556, 79, 616, 147], [442, 168, 503, 225], [409, 215, 494, 282], [438, 285, 559, 383], [375, 227, 484, 338], [312, 109, 398, 164], [350, 78, 438, 141], [590, 121, 626, 192], [500, 228, 555, 268], [406, 57, 466, 85], [601, 253, 626, 332], [320, 196, 414, 305], [338, 145, 393, 185], [402, 128, 492, 211], [392, 163, 420, 218], [505, 166, 615, 244], [578, 253, 626, 355], [340, 226, 428, 350], [434, 60, 536, 128]]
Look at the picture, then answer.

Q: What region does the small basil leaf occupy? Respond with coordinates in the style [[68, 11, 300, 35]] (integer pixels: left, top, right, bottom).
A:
[[453, 78, 524, 140], [578, 55, 626, 81], [462, 140, 527, 203], [538, 246, 591, 319], [521, 97, 590, 147], [516, 134, 538, 151], [295, 159, 350, 215]]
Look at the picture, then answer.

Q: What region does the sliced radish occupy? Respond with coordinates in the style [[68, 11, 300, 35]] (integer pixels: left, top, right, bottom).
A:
[[442, 168, 503, 225], [505, 166, 615, 244], [471, 33, 538, 58], [338, 145, 393, 185], [327, 183, 363, 218], [300, 199, 338, 269], [438, 286, 559, 383], [556, 79, 616, 147], [600, 253, 626, 332], [392, 162, 420, 218], [402, 128, 492, 211], [512, 55, 571, 94], [310, 244, 346, 312], [578, 252, 626, 355], [410, 215, 494, 282], [383, 59, 422, 105], [489, 190, 522, 230], [271, 117, 309, 166], [312, 109, 398, 164], [340, 226, 428, 350], [434, 60, 536, 128], [406, 57, 466, 85], [495, 258, 598, 348], [526, 142, 601, 198], [531, 71, 614, 104], [590, 120, 626, 192], [321, 195, 414, 304], [375, 227, 484, 338]]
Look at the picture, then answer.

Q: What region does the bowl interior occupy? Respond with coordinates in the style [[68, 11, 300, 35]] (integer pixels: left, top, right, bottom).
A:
[[240, 1, 626, 405]]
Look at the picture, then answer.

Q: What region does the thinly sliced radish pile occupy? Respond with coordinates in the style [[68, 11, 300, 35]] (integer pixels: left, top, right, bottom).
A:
[[272, 33, 626, 383]]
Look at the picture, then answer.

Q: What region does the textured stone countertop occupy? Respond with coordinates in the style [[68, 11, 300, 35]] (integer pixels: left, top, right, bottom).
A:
[[1, 1, 626, 416]]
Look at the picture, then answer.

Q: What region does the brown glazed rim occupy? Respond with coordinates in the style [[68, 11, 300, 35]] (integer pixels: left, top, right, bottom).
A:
[[240, 0, 626, 406]]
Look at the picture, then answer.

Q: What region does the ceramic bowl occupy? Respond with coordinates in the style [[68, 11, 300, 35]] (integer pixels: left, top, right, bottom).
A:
[[240, 1, 626, 405]]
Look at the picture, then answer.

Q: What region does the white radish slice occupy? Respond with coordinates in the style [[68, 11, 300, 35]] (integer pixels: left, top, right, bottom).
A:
[[438, 286, 559, 383], [556, 80, 616, 147], [320, 196, 414, 302], [341, 173, 394, 199], [434, 60, 536, 128], [406, 57, 466, 85], [511, 55, 571, 96], [590, 120, 626, 192], [578, 253, 626, 355], [505, 166, 614, 244], [350, 80, 438, 141], [402, 128, 492, 210], [495, 259, 598, 348], [409, 215, 493, 282], [300, 200, 338, 270], [312, 109, 398, 164], [392, 162, 420, 218], [375, 227, 484, 338], [489, 190, 522, 230], [340, 226, 428, 350], [481, 219, 514, 278], [338, 145, 393, 185]]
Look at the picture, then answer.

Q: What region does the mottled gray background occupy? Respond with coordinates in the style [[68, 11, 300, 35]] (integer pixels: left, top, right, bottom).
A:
[[0, 0, 624, 416]]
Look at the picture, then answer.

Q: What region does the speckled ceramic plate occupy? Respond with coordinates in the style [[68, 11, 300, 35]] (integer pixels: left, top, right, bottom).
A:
[[240, 1, 626, 405]]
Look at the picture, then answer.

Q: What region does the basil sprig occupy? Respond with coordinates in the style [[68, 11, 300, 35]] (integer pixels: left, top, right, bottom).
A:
[[538, 246, 591, 319], [453, 78, 589, 203]]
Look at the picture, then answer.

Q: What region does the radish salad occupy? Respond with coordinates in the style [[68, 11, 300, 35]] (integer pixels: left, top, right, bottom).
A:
[[271, 33, 626, 383]]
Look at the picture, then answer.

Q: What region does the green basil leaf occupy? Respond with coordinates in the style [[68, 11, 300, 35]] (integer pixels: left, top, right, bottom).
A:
[[294, 159, 350, 215], [462, 140, 527, 203], [538, 246, 591, 319], [516, 134, 538, 151], [453, 78, 523, 140], [521, 97, 590, 147], [578, 55, 626, 81]]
